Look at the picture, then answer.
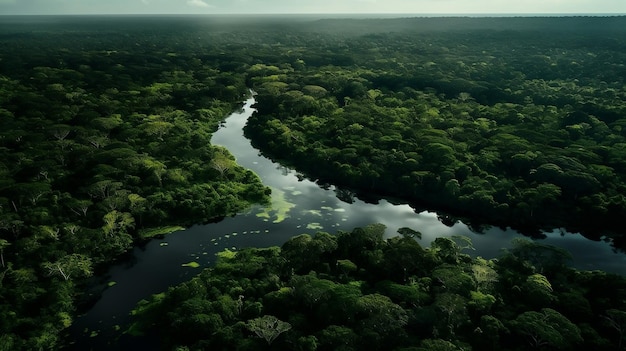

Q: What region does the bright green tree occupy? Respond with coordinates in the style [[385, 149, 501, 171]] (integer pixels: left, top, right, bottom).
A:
[[246, 315, 291, 345], [42, 254, 93, 281]]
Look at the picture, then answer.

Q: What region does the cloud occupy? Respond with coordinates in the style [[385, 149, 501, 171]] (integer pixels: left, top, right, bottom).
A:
[[187, 0, 212, 7]]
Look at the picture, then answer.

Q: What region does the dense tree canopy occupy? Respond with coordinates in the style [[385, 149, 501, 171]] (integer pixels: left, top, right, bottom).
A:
[[0, 17, 272, 350], [1, 15, 626, 350], [130, 224, 626, 350], [242, 18, 626, 244]]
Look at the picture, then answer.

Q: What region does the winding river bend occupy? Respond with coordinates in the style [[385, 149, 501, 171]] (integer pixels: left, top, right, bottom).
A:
[[68, 95, 626, 350]]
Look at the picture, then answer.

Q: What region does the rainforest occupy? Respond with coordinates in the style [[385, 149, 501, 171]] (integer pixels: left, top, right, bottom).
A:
[[0, 15, 625, 350]]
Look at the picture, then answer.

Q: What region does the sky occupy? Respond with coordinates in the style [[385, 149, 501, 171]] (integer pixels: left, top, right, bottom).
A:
[[0, 0, 625, 15]]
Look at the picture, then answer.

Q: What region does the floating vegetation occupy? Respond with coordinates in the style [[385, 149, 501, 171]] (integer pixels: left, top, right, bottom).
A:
[[320, 206, 345, 213], [255, 187, 296, 223], [138, 226, 185, 239], [306, 222, 323, 230], [107, 281, 117, 287], [159, 242, 169, 247], [181, 262, 201, 268], [303, 209, 322, 217], [89, 330, 99, 337]]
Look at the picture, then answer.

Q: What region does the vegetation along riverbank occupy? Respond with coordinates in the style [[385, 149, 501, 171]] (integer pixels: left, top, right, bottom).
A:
[[1, 15, 626, 350]]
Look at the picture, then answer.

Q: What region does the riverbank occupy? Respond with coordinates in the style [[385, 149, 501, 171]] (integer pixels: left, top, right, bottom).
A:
[[67, 92, 625, 350]]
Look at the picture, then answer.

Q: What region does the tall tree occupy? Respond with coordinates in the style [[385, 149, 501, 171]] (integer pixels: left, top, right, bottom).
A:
[[43, 254, 93, 281], [0, 239, 9, 268], [246, 315, 291, 345]]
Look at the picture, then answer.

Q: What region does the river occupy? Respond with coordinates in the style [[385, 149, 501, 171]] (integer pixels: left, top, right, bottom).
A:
[[66, 94, 626, 350]]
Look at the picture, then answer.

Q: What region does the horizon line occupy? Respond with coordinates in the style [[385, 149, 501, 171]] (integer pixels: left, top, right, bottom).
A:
[[1, 13, 625, 17]]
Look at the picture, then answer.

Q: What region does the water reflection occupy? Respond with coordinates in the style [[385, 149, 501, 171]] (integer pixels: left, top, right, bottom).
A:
[[68, 94, 626, 351], [215, 96, 625, 275]]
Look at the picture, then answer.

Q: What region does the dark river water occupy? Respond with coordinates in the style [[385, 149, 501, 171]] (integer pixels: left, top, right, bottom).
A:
[[67, 95, 626, 350]]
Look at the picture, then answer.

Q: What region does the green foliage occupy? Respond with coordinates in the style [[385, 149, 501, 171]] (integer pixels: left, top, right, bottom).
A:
[[246, 315, 292, 345], [468, 290, 496, 314], [0, 18, 271, 348], [241, 19, 626, 245], [356, 293, 408, 336], [282, 232, 338, 274], [603, 309, 626, 350], [137, 225, 184, 239], [475, 315, 509, 350], [471, 259, 498, 293], [508, 238, 572, 273], [432, 265, 475, 295], [429, 236, 474, 265], [521, 273, 555, 307], [336, 259, 357, 277], [510, 308, 582, 350], [318, 325, 358, 351], [42, 254, 93, 281], [397, 227, 422, 239], [129, 226, 626, 350], [3, 15, 626, 349], [416, 339, 462, 351]]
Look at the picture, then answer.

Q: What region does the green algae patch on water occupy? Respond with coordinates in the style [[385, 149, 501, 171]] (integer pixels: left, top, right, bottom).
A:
[[303, 209, 322, 217], [139, 226, 185, 239], [181, 261, 201, 268], [306, 222, 323, 230], [255, 187, 296, 223]]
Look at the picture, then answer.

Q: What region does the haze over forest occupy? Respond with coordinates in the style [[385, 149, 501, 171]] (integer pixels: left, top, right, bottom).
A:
[[1, 0, 625, 15], [2, 4, 626, 351]]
